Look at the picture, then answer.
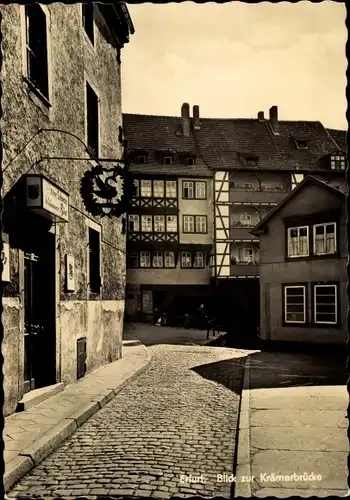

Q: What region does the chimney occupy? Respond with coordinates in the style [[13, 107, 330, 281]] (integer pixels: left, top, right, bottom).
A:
[[257, 111, 264, 122], [269, 105, 278, 133], [181, 102, 190, 136], [193, 105, 200, 130]]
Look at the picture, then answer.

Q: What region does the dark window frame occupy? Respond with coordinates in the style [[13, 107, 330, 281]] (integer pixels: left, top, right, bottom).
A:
[[282, 283, 308, 327], [182, 180, 207, 200], [164, 156, 173, 165], [88, 227, 101, 294], [164, 251, 176, 268], [140, 179, 153, 198], [182, 214, 208, 234], [86, 81, 99, 158], [284, 216, 340, 262], [24, 4, 50, 102], [127, 252, 139, 268], [193, 251, 205, 269], [180, 251, 193, 269]]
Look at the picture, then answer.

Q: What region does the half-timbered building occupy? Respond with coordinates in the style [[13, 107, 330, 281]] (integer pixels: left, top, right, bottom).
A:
[[123, 103, 346, 335]]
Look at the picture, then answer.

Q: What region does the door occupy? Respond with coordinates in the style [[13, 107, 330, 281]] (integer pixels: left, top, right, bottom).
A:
[[141, 290, 153, 322], [23, 231, 56, 393]]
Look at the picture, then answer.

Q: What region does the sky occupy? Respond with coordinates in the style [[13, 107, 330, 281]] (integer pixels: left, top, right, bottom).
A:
[[121, 1, 347, 130]]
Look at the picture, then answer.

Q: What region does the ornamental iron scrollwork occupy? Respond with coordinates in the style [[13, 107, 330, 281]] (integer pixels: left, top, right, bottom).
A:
[[80, 163, 134, 218]]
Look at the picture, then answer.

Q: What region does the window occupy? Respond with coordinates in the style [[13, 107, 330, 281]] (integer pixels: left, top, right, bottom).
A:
[[183, 181, 194, 199], [187, 157, 195, 166], [140, 180, 152, 197], [330, 155, 346, 171], [183, 215, 195, 233], [164, 251, 175, 268], [313, 223, 336, 255], [195, 216, 207, 233], [141, 215, 152, 232], [82, 4, 94, 45], [137, 156, 146, 164], [195, 182, 206, 199], [140, 251, 151, 268], [284, 285, 306, 323], [154, 215, 165, 232], [128, 214, 140, 232], [242, 248, 254, 263], [133, 179, 139, 197], [127, 253, 138, 268], [153, 180, 164, 198], [181, 252, 192, 268], [88, 227, 101, 293], [152, 252, 163, 268], [25, 5, 49, 99], [287, 226, 309, 257], [166, 181, 177, 198], [295, 139, 308, 149], [86, 82, 99, 157], [240, 214, 252, 226], [194, 252, 204, 268], [166, 215, 177, 232], [313, 284, 337, 325], [164, 156, 172, 165], [291, 173, 304, 190]]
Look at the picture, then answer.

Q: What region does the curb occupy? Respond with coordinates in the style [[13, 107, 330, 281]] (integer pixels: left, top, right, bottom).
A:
[[204, 332, 227, 346], [234, 354, 252, 498], [4, 344, 152, 493]]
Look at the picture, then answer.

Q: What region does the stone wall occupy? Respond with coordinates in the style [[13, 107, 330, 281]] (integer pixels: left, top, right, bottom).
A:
[[1, 4, 127, 415]]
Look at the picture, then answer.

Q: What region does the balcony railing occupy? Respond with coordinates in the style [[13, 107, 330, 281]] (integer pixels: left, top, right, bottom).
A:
[[229, 189, 288, 204]]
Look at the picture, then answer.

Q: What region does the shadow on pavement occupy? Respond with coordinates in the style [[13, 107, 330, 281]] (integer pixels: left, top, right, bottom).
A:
[[191, 357, 247, 395]]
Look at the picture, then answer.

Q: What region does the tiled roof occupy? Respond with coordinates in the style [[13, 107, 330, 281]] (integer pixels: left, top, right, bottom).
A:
[[252, 175, 346, 232], [326, 128, 347, 152], [123, 112, 346, 175]]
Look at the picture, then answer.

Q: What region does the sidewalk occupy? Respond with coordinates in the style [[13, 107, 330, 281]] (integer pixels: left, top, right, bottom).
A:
[[4, 340, 151, 493], [235, 351, 349, 498]]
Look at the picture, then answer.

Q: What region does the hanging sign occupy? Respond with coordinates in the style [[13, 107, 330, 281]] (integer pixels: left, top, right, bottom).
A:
[[26, 175, 69, 222], [80, 163, 133, 218], [1, 233, 10, 282]]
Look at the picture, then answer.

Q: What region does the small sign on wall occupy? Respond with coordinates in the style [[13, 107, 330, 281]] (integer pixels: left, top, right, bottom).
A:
[[65, 254, 75, 292], [1, 233, 10, 282]]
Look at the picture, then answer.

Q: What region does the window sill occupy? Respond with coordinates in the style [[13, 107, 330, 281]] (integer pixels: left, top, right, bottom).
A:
[[285, 253, 340, 262], [282, 322, 309, 328], [310, 322, 340, 329], [23, 77, 51, 114]]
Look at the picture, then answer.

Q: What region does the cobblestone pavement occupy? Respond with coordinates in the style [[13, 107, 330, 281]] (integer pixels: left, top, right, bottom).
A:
[[8, 344, 247, 499]]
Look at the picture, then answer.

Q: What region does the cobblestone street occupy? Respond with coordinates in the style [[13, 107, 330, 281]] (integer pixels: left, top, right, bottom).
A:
[[8, 344, 247, 499]]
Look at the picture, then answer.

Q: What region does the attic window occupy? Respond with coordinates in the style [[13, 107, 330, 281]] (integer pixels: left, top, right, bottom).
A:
[[187, 157, 195, 166], [295, 138, 308, 149], [245, 156, 258, 167], [330, 154, 346, 171], [164, 156, 172, 165], [137, 156, 146, 164]]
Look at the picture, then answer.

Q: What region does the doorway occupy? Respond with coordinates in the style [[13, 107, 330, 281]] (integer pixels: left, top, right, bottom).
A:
[[23, 224, 56, 394]]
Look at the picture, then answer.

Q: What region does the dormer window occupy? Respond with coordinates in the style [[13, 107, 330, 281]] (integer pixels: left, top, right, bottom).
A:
[[137, 155, 146, 164], [187, 157, 195, 166], [330, 154, 346, 171], [238, 153, 259, 167], [164, 156, 172, 165], [295, 138, 309, 149], [246, 156, 258, 167]]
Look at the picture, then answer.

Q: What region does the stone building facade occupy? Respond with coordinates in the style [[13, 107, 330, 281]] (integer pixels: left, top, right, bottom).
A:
[[1, 3, 134, 415]]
